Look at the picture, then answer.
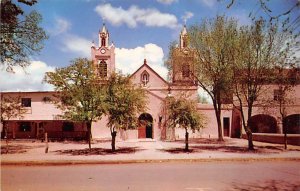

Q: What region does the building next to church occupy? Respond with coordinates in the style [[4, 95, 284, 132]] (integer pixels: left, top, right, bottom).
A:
[[1, 23, 299, 144]]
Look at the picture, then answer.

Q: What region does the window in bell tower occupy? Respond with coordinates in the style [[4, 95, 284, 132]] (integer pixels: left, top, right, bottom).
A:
[[182, 63, 190, 78], [182, 36, 187, 48], [101, 37, 106, 47], [98, 60, 107, 78]]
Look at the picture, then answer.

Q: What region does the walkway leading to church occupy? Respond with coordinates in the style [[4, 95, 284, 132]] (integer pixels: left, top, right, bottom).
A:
[[1, 138, 300, 165]]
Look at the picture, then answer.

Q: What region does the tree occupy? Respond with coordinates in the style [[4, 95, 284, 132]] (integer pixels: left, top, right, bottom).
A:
[[43, 58, 107, 149], [274, 67, 299, 149], [262, 51, 299, 149], [0, 94, 26, 139], [187, 16, 237, 141], [106, 73, 146, 152], [167, 96, 205, 151], [1, 0, 48, 72], [232, 19, 290, 150]]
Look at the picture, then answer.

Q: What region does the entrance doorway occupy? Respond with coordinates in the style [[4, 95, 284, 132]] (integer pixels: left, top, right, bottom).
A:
[[223, 117, 230, 137], [138, 113, 153, 139]]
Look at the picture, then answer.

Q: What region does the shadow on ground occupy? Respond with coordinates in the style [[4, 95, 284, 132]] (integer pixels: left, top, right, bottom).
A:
[[55, 147, 143, 156], [228, 180, 300, 191], [160, 139, 300, 154], [1, 145, 39, 154]]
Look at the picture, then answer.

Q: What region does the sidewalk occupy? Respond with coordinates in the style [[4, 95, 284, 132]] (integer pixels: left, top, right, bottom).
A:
[[1, 138, 300, 165]]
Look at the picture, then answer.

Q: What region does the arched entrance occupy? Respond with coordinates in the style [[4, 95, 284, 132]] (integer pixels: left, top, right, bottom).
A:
[[283, 114, 300, 134], [248, 114, 277, 133], [138, 113, 153, 139]]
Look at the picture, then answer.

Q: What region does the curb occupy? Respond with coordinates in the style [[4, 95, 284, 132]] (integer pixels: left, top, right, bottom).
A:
[[2, 157, 300, 166]]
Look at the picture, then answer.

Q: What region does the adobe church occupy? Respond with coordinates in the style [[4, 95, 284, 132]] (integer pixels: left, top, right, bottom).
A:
[[1, 23, 299, 142]]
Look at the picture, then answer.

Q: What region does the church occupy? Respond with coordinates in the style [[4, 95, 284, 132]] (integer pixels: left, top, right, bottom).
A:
[[1, 23, 299, 144]]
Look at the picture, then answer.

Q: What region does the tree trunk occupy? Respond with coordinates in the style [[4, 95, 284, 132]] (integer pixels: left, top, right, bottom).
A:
[[86, 121, 92, 150], [283, 121, 287, 149], [185, 129, 189, 152], [111, 131, 117, 152], [246, 129, 254, 150], [213, 99, 224, 142]]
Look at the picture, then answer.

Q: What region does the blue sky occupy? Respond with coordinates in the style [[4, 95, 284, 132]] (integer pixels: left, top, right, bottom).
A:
[[0, 0, 299, 92]]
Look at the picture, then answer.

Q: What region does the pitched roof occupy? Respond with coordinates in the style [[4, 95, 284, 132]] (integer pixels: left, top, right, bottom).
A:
[[130, 59, 169, 86]]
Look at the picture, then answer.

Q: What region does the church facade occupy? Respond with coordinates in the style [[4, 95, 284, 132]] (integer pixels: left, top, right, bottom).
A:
[[1, 24, 299, 143]]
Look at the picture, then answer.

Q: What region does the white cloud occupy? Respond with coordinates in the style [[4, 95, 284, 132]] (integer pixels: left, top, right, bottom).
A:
[[49, 17, 71, 36], [200, 0, 217, 8], [95, 3, 179, 29], [0, 61, 55, 92], [157, 0, 177, 5], [181, 11, 194, 23], [61, 34, 91, 57], [115, 43, 168, 79]]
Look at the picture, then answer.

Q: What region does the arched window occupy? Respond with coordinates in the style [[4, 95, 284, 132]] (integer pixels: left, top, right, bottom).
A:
[[182, 64, 190, 78], [98, 60, 107, 78], [101, 37, 106, 47], [141, 71, 149, 85], [182, 36, 187, 48]]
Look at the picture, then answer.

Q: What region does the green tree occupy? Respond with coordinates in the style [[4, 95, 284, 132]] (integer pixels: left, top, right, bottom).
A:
[[1, 0, 48, 72], [106, 73, 146, 152], [187, 16, 237, 141], [167, 96, 205, 151], [1, 94, 25, 139], [43, 58, 107, 149], [232, 19, 290, 150]]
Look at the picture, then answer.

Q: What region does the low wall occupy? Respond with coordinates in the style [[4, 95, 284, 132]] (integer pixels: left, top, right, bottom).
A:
[[242, 133, 300, 146]]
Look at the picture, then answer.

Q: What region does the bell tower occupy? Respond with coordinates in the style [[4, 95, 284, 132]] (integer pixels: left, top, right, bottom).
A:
[[171, 25, 196, 85], [91, 23, 115, 79]]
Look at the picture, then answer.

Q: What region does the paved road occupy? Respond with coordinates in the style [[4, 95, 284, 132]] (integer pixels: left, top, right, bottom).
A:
[[2, 161, 300, 191]]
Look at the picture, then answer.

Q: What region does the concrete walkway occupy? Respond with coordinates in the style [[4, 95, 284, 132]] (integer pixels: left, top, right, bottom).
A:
[[1, 138, 300, 165]]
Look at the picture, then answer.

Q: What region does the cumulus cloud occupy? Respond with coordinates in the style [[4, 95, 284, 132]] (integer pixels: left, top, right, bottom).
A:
[[116, 43, 168, 79], [48, 17, 71, 36], [0, 61, 55, 92], [157, 0, 177, 5], [61, 34, 91, 57], [95, 3, 178, 29]]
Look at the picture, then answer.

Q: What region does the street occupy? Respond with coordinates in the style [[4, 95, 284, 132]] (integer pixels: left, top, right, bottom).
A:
[[1, 161, 300, 191]]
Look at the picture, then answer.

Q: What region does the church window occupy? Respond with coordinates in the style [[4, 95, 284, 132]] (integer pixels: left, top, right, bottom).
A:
[[182, 64, 190, 78], [101, 37, 106, 47], [182, 36, 187, 48], [98, 60, 107, 78], [141, 71, 149, 85]]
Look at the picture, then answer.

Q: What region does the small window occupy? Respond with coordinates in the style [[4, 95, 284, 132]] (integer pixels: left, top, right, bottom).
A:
[[141, 71, 149, 85], [62, 122, 74, 132], [101, 37, 106, 47], [274, 89, 282, 101], [21, 98, 31, 107], [19, 122, 31, 132]]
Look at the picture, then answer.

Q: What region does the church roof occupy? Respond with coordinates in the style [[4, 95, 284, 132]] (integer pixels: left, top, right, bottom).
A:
[[130, 59, 169, 86]]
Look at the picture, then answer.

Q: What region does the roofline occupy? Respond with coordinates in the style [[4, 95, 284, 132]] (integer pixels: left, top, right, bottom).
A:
[[130, 61, 169, 86], [1, 91, 57, 94]]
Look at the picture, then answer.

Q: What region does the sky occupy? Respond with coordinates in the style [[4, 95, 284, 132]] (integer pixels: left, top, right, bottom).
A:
[[0, 0, 299, 92]]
